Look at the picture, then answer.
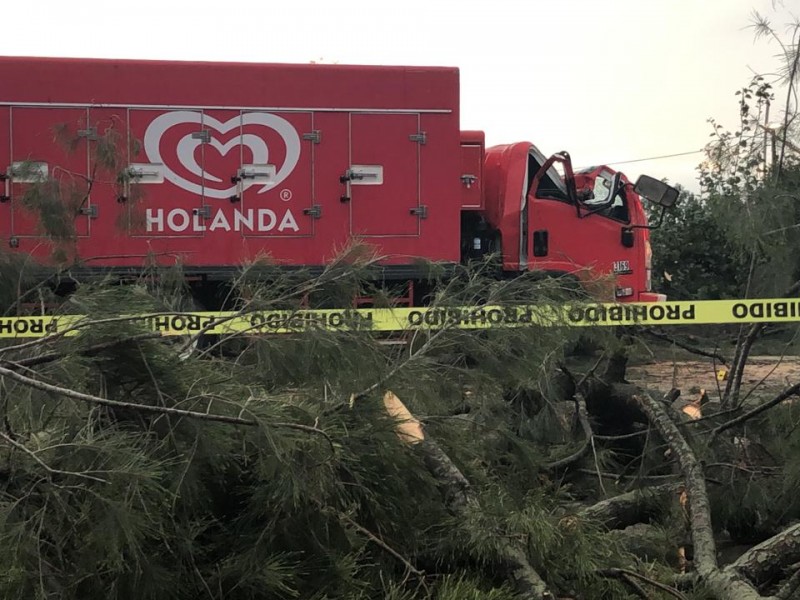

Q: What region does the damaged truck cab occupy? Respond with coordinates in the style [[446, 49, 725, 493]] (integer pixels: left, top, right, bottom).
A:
[[460, 135, 678, 302]]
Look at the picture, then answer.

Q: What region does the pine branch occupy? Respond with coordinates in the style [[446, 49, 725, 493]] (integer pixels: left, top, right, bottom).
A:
[[338, 512, 425, 581], [711, 382, 800, 442], [542, 392, 592, 471], [1, 333, 161, 369], [644, 328, 728, 364], [0, 362, 256, 426], [598, 567, 690, 600], [0, 430, 108, 484], [1, 361, 337, 451], [724, 278, 800, 406]]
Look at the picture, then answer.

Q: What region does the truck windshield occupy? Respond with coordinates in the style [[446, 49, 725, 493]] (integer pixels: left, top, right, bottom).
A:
[[583, 169, 630, 222]]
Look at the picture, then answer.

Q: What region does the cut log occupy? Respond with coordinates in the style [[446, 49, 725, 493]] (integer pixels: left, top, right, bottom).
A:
[[382, 390, 555, 600], [579, 483, 682, 530], [729, 522, 800, 589]]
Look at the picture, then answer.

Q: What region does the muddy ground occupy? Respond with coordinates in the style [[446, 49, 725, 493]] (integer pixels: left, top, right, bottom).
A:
[[628, 354, 800, 400]]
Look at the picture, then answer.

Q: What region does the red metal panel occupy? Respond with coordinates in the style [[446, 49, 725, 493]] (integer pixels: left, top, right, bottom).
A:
[[240, 111, 314, 239], [85, 107, 129, 250], [127, 109, 205, 237], [309, 112, 350, 262], [350, 113, 419, 237], [0, 108, 9, 239], [0, 57, 460, 116], [460, 144, 484, 208], [10, 107, 90, 238]]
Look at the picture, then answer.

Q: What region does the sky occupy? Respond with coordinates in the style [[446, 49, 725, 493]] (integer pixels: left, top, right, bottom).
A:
[[0, 0, 796, 192]]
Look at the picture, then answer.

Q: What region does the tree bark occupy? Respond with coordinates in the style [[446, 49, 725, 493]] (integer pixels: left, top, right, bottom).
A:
[[729, 523, 800, 589], [543, 393, 593, 471], [633, 392, 765, 600], [712, 382, 800, 442], [723, 278, 800, 406], [580, 483, 681, 530]]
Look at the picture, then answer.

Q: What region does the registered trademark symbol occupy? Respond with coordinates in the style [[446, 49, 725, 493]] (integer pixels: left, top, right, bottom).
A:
[[280, 189, 293, 202]]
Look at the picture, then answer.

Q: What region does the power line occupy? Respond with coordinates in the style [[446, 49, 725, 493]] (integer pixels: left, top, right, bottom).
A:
[[586, 149, 705, 168]]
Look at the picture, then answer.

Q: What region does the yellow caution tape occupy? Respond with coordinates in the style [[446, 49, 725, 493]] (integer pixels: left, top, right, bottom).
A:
[[1, 298, 800, 339]]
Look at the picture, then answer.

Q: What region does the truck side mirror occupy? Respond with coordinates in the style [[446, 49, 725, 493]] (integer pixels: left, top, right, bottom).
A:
[[634, 175, 679, 208]]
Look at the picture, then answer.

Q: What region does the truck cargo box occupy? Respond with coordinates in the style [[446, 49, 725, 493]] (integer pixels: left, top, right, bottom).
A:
[[0, 57, 463, 277]]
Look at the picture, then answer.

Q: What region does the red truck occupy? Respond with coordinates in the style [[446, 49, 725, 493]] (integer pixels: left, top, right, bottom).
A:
[[0, 56, 677, 306]]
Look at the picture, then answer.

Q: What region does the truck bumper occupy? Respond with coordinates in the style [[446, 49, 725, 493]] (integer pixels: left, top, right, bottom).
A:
[[638, 292, 667, 302]]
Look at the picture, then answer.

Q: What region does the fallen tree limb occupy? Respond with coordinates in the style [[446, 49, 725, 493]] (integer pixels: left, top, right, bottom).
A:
[[0, 363, 337, 452], [644, 328, 728, 365], [543, 393, 593, 471], [724, 279, 800, 406], [598, 567, 690, 600], [579, 482, 681, 530], [729, 522, 800, 590], [0, 363, 258, 426], [382, 390, 554, 600], [1, 333, 161, 369], [775, 564, 800, 600], [605, 523, 685, 566], [711, 382, 800, 443], [633, 392, 765, 600]]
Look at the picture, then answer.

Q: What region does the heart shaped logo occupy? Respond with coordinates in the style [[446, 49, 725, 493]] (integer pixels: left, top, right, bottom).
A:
[[143, 111, 301, 200]]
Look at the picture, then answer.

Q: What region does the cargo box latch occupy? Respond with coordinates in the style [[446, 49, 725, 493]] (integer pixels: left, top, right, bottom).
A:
[[231, 164, 276, 184], [410, 205, 428, 219], [303, 205, 322, 219], [79, 205, 98, 219], [127, 164, 165, 184]]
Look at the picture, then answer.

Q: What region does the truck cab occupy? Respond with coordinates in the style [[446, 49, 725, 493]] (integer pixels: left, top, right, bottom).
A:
[[460, 136, 678, 302]]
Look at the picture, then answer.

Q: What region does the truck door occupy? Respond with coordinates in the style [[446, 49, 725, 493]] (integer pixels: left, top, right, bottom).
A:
[[9, 107, 91, 239], [127, 109, 206, 237], [528, 163, 639, 300], [348, 113, 421, 237], [238, 110, 315, 239], [0, 107, 9, 240], [86, 107, 129, 240]]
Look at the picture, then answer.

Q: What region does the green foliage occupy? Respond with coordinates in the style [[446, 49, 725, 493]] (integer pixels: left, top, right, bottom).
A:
[[706, 402, 800, 546], [649, 189, 749, 300], [0, 262, 645, 599]]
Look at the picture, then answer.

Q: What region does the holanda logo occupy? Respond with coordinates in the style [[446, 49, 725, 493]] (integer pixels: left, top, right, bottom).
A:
[[143, 111, 301, 200]]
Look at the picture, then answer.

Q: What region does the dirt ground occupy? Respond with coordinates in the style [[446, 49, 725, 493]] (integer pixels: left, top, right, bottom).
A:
[[628, 355, 800, 400]]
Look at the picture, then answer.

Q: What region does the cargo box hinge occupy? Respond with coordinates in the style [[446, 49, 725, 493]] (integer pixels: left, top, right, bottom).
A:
[[409, 132, 427, 145], [302, 130, 322, 144]]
